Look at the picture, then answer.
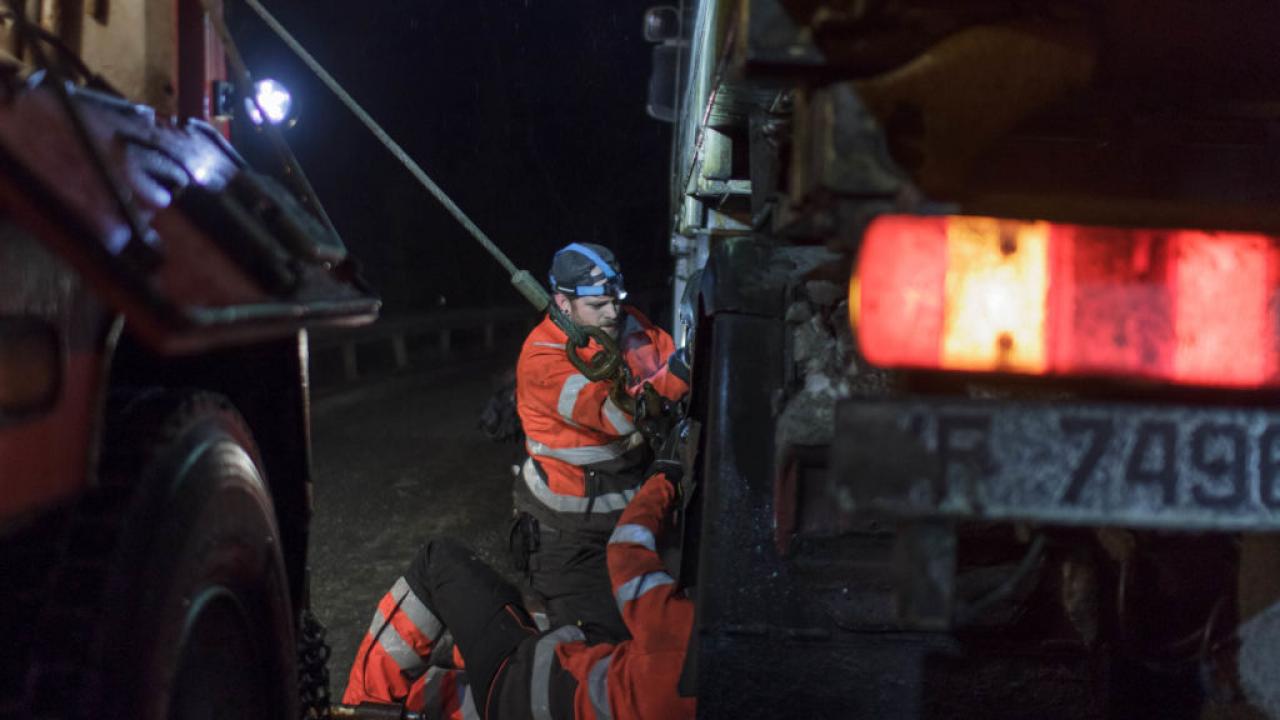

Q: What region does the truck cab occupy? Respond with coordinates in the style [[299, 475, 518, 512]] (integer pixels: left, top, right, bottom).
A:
[[0, 2, 376, 717]]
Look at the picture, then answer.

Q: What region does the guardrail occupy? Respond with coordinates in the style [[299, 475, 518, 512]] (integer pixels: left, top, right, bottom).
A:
[[308, 292, 667, 387], [309, 306, 539, 384]]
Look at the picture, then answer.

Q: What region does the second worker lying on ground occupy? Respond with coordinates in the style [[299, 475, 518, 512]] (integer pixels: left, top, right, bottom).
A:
[[344, 472, 695, 720]]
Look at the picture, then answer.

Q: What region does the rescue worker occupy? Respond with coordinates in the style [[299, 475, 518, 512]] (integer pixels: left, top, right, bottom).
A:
[[342, 469, 694, 720], [511, 242, 689, 640]]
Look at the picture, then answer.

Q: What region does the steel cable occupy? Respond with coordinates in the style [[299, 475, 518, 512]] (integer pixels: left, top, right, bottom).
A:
[[239, 0, 524, 281], [234, 0, 603, 350]]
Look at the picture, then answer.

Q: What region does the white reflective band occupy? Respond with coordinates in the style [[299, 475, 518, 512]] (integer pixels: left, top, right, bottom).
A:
[[614, 571, 676, 611], [391, 577, 443, 643], [369, 606, 427, 676], [420, 667, 449, 717], [458, 674, 480, 720], [558, 374, 591, 424], [533, 341, 567, 349], [587, 655, 614, 720], [608, 523, 656, 552], [602, 395, 635, 435], [522, 458, 637, 514], [525, 436, 637, 467], [531, 625, 586, 720]]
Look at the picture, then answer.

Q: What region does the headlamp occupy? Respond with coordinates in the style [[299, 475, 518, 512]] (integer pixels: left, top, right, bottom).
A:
[[569, 277, 627, 300], [549, 243, 627, 299]]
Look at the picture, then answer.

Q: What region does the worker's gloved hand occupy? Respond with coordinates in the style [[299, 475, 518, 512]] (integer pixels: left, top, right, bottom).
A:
[[648, 417, 690, 487], [635, 382, 674, 445]]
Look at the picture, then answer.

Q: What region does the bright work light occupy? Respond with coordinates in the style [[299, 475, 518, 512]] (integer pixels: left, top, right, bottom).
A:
[[246, 78, 292, 125]]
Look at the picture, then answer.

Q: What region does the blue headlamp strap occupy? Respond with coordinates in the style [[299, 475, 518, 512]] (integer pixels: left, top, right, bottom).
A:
[[550, 243, 627, 298]]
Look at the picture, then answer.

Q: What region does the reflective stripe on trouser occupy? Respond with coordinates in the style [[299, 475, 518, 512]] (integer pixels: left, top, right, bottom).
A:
[[416, 667, 449, 719], [343, 576, 446, 704], [531, 626, 586, 720], [413, 667, 459, 720], [456, 673, 480, 720], [412, 668, 480, 720], [375, 577, 444, 671]]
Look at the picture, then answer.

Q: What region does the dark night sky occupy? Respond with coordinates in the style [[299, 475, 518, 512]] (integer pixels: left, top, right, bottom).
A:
[[231, 1, 673, 315]]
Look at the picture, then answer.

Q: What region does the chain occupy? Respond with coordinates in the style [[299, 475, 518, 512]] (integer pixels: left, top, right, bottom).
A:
[[566, 324, 625, 381], [298, 609, 333, 719]]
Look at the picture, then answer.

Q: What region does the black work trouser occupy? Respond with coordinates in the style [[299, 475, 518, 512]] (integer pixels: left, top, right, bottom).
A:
[[516, 514, 630, 643], [405, 538, 577, 719]]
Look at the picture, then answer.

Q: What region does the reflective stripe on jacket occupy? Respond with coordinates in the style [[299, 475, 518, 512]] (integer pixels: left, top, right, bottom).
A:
[[515, 308, 688, 520]]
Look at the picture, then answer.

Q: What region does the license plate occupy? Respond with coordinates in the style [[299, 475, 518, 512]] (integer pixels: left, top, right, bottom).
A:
[[830, 398, 1280, 531]]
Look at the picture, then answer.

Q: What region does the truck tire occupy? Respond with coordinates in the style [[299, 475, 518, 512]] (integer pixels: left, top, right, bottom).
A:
[[28, 391, 299, 720]]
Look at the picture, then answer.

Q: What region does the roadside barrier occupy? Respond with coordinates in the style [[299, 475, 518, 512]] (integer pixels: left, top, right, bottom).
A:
[[308, 306, 538, 385], [308, 293, 664, 388]]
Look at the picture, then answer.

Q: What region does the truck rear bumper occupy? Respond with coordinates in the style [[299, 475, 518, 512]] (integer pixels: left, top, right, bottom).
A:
[[828, 397, 1280, 532]]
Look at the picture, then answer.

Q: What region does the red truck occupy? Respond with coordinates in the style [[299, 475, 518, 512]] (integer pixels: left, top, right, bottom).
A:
[[0, 2, 376, 718]]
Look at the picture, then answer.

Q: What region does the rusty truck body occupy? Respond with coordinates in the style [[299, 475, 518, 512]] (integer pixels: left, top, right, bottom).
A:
[[0, 2, 377, 717], [649, 2, 1280, 717]]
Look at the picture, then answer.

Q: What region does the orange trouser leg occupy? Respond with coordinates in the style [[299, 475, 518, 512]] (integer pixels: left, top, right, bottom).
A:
[[343, 575, 446, 706]]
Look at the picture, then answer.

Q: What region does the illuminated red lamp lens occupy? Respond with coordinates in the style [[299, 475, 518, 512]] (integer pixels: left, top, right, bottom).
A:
[[851, 215, 1280, 388]]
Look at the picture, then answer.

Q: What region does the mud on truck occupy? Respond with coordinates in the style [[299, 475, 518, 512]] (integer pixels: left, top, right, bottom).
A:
[[646, 1, 1280, 717], [0, 2, 376, 718]]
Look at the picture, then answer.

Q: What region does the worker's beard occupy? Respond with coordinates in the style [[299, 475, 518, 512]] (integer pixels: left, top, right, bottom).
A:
[[568, 307, 620, 341], [585, 317, 621, 341]]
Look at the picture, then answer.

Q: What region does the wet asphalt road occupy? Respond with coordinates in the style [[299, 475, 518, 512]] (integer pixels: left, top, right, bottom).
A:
[[307, 359, 526, 696]]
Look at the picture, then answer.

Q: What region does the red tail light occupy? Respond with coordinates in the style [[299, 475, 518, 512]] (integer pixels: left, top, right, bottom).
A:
[[852, 215, 1280, 388]]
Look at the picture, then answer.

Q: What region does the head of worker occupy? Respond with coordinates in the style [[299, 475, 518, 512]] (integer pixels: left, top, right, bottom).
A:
[[549, 242, 627, 340]]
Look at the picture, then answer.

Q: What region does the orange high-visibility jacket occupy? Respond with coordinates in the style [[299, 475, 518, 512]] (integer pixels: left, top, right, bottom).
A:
[[551, 472, 696, 719], [515, 307, 687, 524], [342, 473, 695, 720]]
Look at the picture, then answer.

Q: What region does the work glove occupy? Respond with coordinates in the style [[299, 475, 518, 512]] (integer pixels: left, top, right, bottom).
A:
[[648, 417, 690, 488], [635, 382, 675, 446]]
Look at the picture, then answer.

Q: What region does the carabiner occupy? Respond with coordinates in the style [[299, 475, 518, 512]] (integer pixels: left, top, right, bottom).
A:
[[566, 324, 623, 381]]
